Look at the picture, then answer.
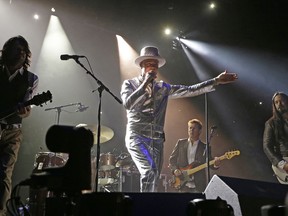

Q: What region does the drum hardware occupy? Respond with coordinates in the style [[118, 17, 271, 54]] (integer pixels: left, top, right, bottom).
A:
[[99, 152, 116, 171], [115, 153, 132, 168], [98, 168, 119, 185], [76, 123, 114, 144], [33, 152, 68, 171]]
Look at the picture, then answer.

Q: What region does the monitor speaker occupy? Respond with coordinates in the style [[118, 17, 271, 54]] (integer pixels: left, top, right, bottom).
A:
[[204, 175, 288, 216]]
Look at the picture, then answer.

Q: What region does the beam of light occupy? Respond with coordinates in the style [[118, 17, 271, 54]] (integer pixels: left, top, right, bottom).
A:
[[180, 42, 210, 81], [35, 15, 75, 86], [116, 35, 139, 81], [34, 14, 99, 127], [177, 39, 248, 145], [115, 37, 166, 82], [180, 38, 288, 95], [179, 38, 288, 146]]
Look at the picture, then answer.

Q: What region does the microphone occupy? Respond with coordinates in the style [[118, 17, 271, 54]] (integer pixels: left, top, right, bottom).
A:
[[60, 54, 85, 60], [76, 104, 89, 112]]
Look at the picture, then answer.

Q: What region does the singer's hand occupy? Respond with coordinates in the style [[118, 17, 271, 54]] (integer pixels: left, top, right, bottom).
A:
[[214, 70, 238, 85], [283, 163, 288, 173], [144, 71, 157, 84]]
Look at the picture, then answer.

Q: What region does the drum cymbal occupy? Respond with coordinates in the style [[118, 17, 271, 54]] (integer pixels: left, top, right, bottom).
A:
[[76, 123, 114, 144]]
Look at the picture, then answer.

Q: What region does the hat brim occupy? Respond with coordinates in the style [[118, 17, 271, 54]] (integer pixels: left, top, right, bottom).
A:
[[135, 56, 166, 68]]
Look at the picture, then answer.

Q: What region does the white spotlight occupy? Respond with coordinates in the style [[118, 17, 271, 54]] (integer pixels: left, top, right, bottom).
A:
[[33, 14, 39, 20], [51, 8, 56, 13], [164, 28, 172, 35], [210, 3, 216, 9]]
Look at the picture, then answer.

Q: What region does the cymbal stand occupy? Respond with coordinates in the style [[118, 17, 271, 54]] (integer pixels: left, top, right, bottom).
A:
[[73, 58, 122, 192]]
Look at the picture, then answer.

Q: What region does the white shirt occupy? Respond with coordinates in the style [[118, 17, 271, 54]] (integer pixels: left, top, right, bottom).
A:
[[187, 139, 199, 164]]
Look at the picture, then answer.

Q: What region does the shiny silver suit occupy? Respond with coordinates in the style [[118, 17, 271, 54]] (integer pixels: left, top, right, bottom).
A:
[[121, 75, 216, 192]]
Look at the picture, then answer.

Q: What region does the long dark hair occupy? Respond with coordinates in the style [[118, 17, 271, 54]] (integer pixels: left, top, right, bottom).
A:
[[271, 92, 288, 141], [0, 35, 31, 70], [272, 92, 288, 119]]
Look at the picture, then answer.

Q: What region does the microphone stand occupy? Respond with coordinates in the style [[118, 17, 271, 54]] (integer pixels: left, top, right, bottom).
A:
[[204, 93, 210, 186], [74, 58, 122, 192], [45, 103, 80, 125], [204, 93, 216, 186]]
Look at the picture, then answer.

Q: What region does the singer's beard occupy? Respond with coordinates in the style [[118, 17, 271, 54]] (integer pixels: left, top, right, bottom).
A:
[[278, 108, 288, 115]]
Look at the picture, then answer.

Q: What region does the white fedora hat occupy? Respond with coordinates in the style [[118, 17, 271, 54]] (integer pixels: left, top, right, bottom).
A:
[[135, 46, 166, 68]]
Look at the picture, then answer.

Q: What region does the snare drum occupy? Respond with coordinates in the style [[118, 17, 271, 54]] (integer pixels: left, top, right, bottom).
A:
[[33, 152, 68, 171], [99, 153, 116, 171]]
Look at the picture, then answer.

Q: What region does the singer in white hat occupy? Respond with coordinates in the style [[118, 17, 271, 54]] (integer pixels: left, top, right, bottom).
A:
[[120, 46, 237, 192]]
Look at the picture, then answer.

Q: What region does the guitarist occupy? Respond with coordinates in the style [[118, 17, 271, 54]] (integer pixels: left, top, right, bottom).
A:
[[169, 119, 221, 192], [263, 92, 288, 184], [0, 36, 38, 215]]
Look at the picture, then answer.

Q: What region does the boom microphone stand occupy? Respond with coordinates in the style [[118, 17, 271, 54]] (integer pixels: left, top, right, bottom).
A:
[[45, 103, 80, 125], [73, 58, 122, 192]]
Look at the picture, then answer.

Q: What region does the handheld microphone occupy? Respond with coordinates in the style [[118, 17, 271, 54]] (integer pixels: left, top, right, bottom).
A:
[[60, 54, 85, 61]]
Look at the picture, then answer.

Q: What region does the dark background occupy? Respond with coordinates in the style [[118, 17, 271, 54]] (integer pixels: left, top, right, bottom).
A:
[[1, 0, 288, 194]]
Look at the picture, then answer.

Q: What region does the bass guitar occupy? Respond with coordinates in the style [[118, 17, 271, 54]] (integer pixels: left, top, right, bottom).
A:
[[170, 150, 240, 190], [0, 90, 52, 121], [271, 165, 288, 185]]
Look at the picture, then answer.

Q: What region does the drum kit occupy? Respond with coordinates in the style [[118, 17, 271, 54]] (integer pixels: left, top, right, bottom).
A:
[[29, 123, 137, 215], [32, 124, 137, 193]]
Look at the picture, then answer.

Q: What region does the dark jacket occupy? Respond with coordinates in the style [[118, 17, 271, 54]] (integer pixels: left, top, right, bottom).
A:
[[263, 117, 288, 166], [169, 138, 213, 192]]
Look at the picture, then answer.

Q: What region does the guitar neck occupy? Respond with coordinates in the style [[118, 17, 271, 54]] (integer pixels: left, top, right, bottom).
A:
[[186, 155, 226, 176], [0, 90, 52, 122]]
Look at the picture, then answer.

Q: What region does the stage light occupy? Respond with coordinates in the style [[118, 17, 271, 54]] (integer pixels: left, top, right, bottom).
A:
[[164, 28, 172, 35], [33, 14, 39, 20], [210, 3, 216, 9], [51, 7, 56, 13]]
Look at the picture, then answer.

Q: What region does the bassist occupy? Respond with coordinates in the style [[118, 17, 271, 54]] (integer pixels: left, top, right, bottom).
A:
[[263, 92, 288, 184], [168, 119, 221, 192]]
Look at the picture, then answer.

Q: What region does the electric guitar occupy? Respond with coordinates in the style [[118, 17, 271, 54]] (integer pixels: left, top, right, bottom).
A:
[[170, 150, 240, 190], [271, 165, 288, 185], [0, 90, 52, 121]]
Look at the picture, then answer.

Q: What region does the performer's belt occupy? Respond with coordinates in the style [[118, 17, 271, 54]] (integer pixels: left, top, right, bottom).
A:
[[141, 130, 165, 140], [0, 123, 22, 130]]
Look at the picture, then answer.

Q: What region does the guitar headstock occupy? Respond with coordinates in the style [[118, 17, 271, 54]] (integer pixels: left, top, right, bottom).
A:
[[28, 90, 53, 107], [224, 150, 240, 159]]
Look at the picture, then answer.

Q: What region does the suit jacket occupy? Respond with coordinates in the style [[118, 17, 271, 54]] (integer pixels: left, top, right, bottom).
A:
[[169, 138, 213, 192]]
